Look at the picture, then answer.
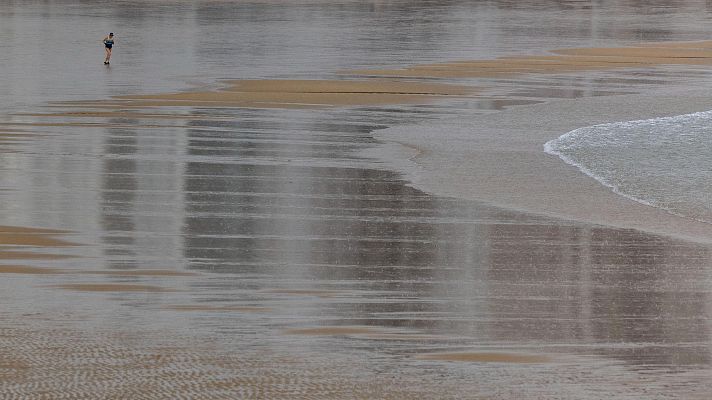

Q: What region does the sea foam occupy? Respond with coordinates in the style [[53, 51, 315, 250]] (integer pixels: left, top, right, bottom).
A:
[[544, 110, 712, 224]]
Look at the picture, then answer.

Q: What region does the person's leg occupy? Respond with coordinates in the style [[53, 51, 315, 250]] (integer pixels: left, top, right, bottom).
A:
[[104, 48, 111, 63]]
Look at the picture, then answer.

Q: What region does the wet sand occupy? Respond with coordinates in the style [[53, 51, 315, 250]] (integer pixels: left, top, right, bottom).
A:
[[55, 79, 474, 109], [0, 225, 77, 274], [0, 264, 63, 274], [4, 11, 712, 400]]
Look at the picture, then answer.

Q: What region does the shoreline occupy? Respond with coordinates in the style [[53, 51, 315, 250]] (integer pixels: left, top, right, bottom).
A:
[[371, 87, 712, 244]]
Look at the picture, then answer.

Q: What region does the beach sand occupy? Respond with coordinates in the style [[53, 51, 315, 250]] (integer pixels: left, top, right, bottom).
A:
[[349, 41, 712, 78], [53, 79, 474, 110], [5, 40, 712, 399]]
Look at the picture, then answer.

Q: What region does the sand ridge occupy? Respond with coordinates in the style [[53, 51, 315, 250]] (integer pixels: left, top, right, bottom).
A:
[[17, 40, 712, 123], [0, 265, 64, 274], [0, 250, 75, 260], [0, 225, 77, 266], [0, 225, 75, 247], [107, 79, 474, 108], [349, 40, 712, 78]]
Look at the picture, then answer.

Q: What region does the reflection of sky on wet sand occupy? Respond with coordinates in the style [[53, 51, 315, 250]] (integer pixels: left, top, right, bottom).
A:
[[4, 0, 712, 397], [2, 103, 712, 397]]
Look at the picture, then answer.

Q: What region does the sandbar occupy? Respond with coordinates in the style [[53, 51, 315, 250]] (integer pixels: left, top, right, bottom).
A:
[[0, 265, 63, 274], [0, 250, 74, 260], [349, 41, 712, 78], [57, 79, 474, 110], [0, 225, 76, 247]]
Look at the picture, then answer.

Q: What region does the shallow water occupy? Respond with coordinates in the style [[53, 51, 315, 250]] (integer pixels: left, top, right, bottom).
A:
[[4, 1, 712, 398], [546, 110, 712, 224]]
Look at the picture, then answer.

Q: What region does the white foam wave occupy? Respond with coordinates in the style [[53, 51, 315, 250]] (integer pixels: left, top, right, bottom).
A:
[[544, 110, 712, 223]]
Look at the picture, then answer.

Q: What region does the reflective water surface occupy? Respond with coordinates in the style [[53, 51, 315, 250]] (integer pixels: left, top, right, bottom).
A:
[[3, 1, 712, 399]]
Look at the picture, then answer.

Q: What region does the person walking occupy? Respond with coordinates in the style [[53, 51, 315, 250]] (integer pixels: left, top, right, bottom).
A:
[[102, 33, 115, 64]]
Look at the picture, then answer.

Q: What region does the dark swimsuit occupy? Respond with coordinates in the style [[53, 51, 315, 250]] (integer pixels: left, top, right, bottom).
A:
[[104, 39, 114, 49]]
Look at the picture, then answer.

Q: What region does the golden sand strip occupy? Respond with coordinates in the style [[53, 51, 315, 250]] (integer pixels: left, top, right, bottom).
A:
[[0, 225, 76, 248], [416, 352, 550, 363], [12, 41, 712, 121], [37, 78, 473, 109], [52, 79, 474, 111], [0, 226, 76, 274], [348, 41, 712, 78], [0, 232, 75, 248], [15, 111, 230, 119], [0, 265, 64, 274]]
